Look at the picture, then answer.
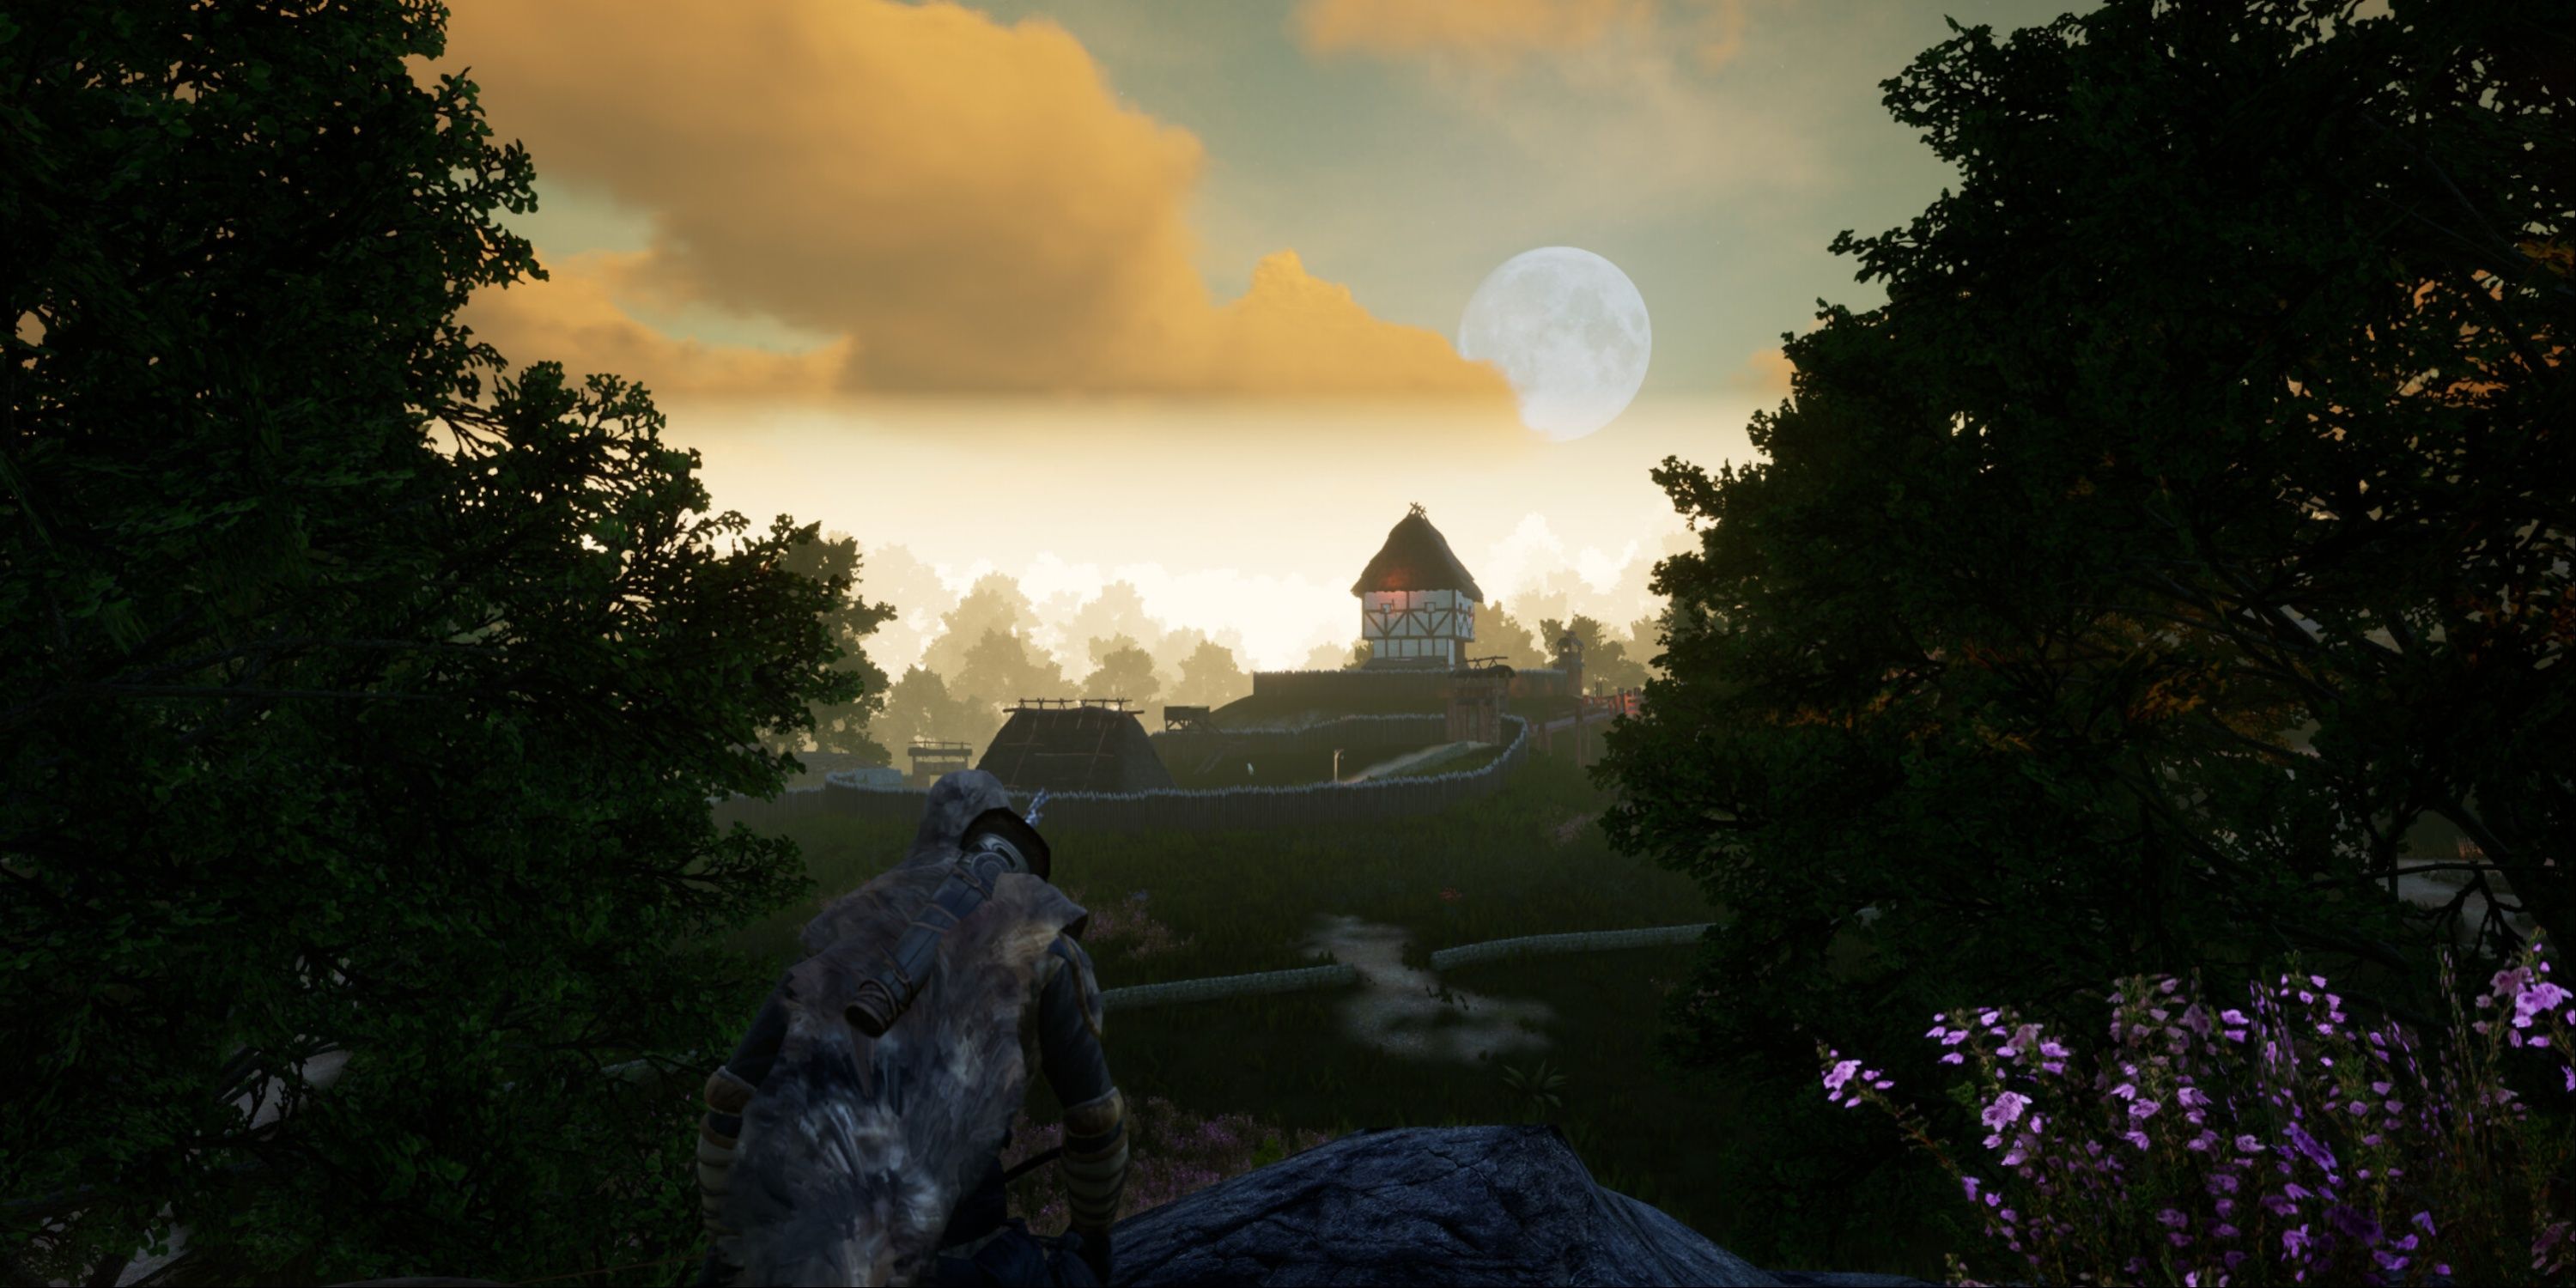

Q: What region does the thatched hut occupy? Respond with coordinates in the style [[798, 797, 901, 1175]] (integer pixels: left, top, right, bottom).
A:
[[1353, 503, 1485, 670], [977, 700, 1177, 793]]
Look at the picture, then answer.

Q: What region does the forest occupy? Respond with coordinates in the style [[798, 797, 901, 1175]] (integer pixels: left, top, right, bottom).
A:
[[3, 1, 2569, 1285], [764, 533, 1662, 771]]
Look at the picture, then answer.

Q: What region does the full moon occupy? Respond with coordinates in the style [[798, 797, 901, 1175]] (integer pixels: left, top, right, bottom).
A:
[[1456, 246, 1651, 441]]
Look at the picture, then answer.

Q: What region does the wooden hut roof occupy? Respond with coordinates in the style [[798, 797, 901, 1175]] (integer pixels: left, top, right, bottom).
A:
[[976, 705, 1177, 793], [1350, 505, 1484, 600]]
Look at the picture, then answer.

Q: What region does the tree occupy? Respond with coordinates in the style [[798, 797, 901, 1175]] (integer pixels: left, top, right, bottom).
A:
[[874, 665, 978, 751], [952, 626, 1070, 741], [1474, 600, 1550, 670], [1542, 613, 1649, 693], [1170, 637, 1251, 708], [1, 4, 864, 1281], [1078, 634, 1161, 709], [1598, 0, 2569, 1267], [916, 572, 1038, 682], [769, 530, 896, 762], [1625, 612, 1668, 680], [1060, 580, 1164, 665]]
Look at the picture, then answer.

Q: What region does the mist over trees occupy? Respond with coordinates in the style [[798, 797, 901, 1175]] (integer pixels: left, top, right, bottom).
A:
[[1170, 636, 1251, 707], [1079, 635, 1162, 708], [1600, 0, 2570, 1267], [844, 550, 1670, 751], [872, 665, 983, 750]]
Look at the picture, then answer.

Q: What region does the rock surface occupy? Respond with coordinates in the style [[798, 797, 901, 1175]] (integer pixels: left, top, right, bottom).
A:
[[335, 1124, 1932, 1286], [1109, 1123, 1931, 1287]]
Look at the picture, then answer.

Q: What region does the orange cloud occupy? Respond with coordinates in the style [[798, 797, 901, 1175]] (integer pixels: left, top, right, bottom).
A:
[[1294, 0, 1747, 71], [465, 252, 854, 402], [1692, 0, 1748, 70], [435, 0, 1510, 411], [1735, 345, 1794, 398], [1292, 0, 1649, 64]]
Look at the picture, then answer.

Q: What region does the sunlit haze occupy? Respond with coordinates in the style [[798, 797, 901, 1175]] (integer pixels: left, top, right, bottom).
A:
[[424, 0, 2073, 678]]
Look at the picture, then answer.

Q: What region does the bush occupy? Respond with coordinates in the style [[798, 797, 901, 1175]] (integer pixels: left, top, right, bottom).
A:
[[1821, 939, 2576, 1284]]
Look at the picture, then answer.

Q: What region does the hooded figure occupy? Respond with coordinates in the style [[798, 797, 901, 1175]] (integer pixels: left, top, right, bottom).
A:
[[696, 771, 1130, 1286]]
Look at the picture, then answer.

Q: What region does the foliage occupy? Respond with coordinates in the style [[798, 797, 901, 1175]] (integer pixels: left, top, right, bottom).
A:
[[1541, 612, 1650, 693], [766, 531, 897, 762], [915, 572, 1040, 682], [1625, 612, 1668, 680], [1499, 1058, 1569, 1121], [0, 3, 861, 1280], [1079, 634, 1161, 709], [874, 664, 984, 752], [1601, 0, 2568, 1269], [1475, 600, 1551, 670], [1821, 940, 2576, 1284], [1168, 637, 1251, 709], [954, 626, 1071, 733]]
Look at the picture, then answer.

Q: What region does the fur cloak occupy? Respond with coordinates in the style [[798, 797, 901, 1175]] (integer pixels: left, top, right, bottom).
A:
[[716, 771, 1096, 1286]]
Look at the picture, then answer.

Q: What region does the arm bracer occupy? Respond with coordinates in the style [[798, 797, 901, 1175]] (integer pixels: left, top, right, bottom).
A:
[[1060, 1085, 1130, 1237]]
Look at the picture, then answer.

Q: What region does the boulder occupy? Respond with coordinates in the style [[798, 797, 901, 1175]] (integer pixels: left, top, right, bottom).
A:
[[335, 1125, 1934, 1287], [1109, 1124, 1931, 1287]]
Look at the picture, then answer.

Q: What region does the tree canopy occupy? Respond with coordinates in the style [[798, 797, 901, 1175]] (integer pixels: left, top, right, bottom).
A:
[[769, 530, 897, 762], [1079, 634, 1162, 709], [1599, 0, 2570, 1267], [2, 3, 874, 1280]]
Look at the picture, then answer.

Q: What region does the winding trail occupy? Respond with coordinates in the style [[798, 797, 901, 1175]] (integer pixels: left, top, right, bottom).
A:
[[1301, 914, 1558, 1064]]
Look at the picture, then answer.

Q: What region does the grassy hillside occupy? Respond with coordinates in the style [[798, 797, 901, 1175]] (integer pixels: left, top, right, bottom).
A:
[[705, 754, 1962, 1279]]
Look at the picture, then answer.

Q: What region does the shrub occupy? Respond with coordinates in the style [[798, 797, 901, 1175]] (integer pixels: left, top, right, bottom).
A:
[[1820, 939, 2576, 1285]]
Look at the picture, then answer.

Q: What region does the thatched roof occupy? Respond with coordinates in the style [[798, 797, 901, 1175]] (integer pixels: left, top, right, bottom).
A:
[[977, 705, 1177, 793], [1351, 504, 1483, 600]]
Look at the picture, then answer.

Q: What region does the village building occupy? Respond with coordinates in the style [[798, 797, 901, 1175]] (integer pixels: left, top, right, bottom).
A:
[[1352, 503, 1483, 670], [976, 698, 1177, 793]]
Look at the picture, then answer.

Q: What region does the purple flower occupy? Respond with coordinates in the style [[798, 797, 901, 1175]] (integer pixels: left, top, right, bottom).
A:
[[2283, 1224, 2313, 1258], [2111, 1082, 2138, 1101], [2157, 1207, 2189, 1229], [1981, 1091, 2032, 1132], [2123, 1129, 2151, 1151], [1940, 1053, 1964, 1066], [1960, 1176, 1982, 1202], [1822, 1059, 1860, 1095], [2130, 1097, 2162, 1121], [2283, 1122, 2339, 1173], [2235, 1134, 2267, 1154]]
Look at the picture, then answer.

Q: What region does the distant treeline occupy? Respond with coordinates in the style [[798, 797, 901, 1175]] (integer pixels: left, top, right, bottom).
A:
[[766, 538, 1667, 762]]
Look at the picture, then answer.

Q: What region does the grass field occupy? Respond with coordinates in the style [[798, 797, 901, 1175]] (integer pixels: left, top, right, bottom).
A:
[[707, 748, 1945, 1279]]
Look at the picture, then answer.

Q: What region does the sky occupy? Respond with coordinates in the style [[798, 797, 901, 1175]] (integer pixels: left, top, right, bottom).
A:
[[427, 0, 2081, 674]]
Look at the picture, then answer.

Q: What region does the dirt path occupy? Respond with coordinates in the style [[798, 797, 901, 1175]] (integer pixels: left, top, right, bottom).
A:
[[1340, 742, 1477, 783], [1302, 914, 1555, 1063]]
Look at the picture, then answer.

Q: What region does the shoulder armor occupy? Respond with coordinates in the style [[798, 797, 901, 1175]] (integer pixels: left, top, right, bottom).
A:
[[1049, 935, 1106, 1043]]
